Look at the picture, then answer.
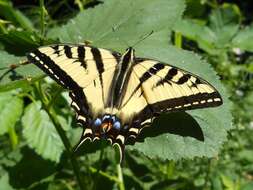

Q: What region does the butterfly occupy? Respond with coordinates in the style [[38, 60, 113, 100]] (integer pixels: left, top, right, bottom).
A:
[[27, 44, 222, 162]]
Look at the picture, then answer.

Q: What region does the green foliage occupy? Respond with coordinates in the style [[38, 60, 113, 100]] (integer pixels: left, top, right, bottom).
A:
[[232, 25, 253, 51], [0, 50, 43, 92], [22, 102, 65, 162], [0, 0, 252, 189], [0, 92, 23, 135], [48, 0, 185, 51]]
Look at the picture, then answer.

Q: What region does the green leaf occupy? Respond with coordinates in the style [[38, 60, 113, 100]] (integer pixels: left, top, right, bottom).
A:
[[174, 4, 240, 55], [0, 91, 23, 136], [0, 50, 43, 92], [0, 172, 13, 190], [232, 25, 253, 52], [8, 147, 55, 189], [220, 175, 236, 190], [0, 31, 40, 54], [0, 0, 34, 31], [242, 182, 253, 190], [48, 0, 185, 51], [22, 102, 65, 162], [41, 0, 232, 161]]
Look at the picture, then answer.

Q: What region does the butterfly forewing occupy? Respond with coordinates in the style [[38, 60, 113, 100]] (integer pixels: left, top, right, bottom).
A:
[[27, 44, 120, 90], [27, 44, 121, 124], [132, 59, 222, 114]]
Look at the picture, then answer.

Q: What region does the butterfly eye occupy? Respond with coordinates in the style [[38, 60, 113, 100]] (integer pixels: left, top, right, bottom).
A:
[[94, 118, 102, 126], [113, 121, 121, 130]]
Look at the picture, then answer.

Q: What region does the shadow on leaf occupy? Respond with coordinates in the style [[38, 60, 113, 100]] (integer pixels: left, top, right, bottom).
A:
[[137, 112, 204, 142]]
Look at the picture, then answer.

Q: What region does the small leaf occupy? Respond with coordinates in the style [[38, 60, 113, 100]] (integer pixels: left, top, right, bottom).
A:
[[0, 91, 23, 136], [0, 31, 40, 54], [0, 0, 34, 31], [220, 175, 235, 190], [0, 50, 43, 91], [22, 102, 65, 162], [0, 172, 13, 190], [232, 25, 253, 52]]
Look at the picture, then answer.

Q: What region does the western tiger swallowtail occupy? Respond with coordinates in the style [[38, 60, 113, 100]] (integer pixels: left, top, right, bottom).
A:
[[27, 44, 222, 162]]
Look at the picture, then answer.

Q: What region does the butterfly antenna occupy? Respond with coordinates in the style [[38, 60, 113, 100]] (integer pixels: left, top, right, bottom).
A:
[[131, 30, 154, 48]]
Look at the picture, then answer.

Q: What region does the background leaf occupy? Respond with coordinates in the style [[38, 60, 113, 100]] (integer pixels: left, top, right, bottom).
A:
[[0, 50, 43, 92], [0, 91, 23, 136], [0, 172, 13, 190], [232, 25, 253, 52], [21, 102, 65, 162], [48, 0, 185, 51]]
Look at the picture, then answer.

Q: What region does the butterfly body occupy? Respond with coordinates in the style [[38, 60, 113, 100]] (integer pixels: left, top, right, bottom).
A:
[[27, 44, 223, 162]]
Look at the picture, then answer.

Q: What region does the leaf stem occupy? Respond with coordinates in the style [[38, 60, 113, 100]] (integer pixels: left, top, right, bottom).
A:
[[117, 164, 125, 190], [75, 0, 84, 11]]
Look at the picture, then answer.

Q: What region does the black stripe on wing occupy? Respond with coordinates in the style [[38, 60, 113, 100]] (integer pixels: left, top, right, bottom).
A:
[[139, 63, 165, 83], [77, 46, 87, 69], [90, 47, 105, 103], [27, 49, 80, 90], [27, 49, 91, 116]]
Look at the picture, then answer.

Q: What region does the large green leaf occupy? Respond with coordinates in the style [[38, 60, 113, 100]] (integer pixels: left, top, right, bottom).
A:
[[45, 0, 232, 161], [0, 91, 23, 135], [48, 0, 185, 51], [21, 102, 65, 162]]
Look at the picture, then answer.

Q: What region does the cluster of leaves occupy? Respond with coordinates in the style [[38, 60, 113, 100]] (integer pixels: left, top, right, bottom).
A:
[[0, 0, 251, 189]]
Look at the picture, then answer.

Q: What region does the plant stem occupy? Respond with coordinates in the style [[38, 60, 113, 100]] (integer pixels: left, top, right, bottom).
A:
[[45, 106, 86, 190], [117, 164, 125, 190], [174, 31, 182, 49], [89, 167, 120, 183], [75, 0, 84, 11], [39, 0, 46, 40], [8, 126, 18, 149], [35, 84, 86, 190]]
